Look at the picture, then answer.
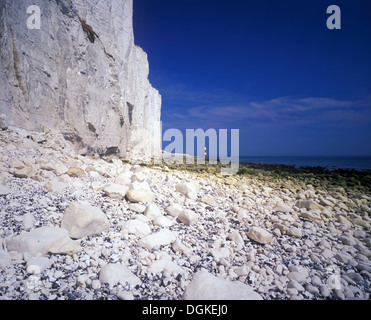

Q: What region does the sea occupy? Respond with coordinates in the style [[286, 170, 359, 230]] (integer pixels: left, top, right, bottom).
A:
[[238, 156, 371, 172]]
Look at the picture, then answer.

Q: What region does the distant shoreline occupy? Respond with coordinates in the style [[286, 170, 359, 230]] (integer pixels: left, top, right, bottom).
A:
[[238, 160, 371, 174], [236, 160, 371, 191], [238, 156, 371, 172]]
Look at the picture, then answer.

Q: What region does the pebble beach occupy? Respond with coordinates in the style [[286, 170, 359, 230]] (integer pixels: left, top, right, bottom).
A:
[[0, 123, 370, 300]]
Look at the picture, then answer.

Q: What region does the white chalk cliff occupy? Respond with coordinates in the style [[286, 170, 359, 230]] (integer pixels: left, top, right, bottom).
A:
[[0, 0, 161, 161]]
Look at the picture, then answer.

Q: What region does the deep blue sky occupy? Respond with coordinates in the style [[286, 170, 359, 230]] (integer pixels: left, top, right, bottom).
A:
[[133, 0, 371, 157]]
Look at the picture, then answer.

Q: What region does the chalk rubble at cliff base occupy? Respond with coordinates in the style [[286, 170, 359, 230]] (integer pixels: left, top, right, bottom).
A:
[[0, 124, 370, 301]]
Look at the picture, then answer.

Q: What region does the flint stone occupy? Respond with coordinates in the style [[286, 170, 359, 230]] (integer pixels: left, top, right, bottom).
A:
[[182, 271, 263, 300]]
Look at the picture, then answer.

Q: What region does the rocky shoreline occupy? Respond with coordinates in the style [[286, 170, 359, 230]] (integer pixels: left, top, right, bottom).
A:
[[0, 123, 370, 300]]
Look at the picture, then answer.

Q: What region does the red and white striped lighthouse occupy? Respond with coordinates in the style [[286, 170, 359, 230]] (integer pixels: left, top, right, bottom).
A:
[[204, 145, 207, 156]]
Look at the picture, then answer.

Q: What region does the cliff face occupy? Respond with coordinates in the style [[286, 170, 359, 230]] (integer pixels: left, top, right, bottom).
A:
[[0, 0, 161, 160]]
